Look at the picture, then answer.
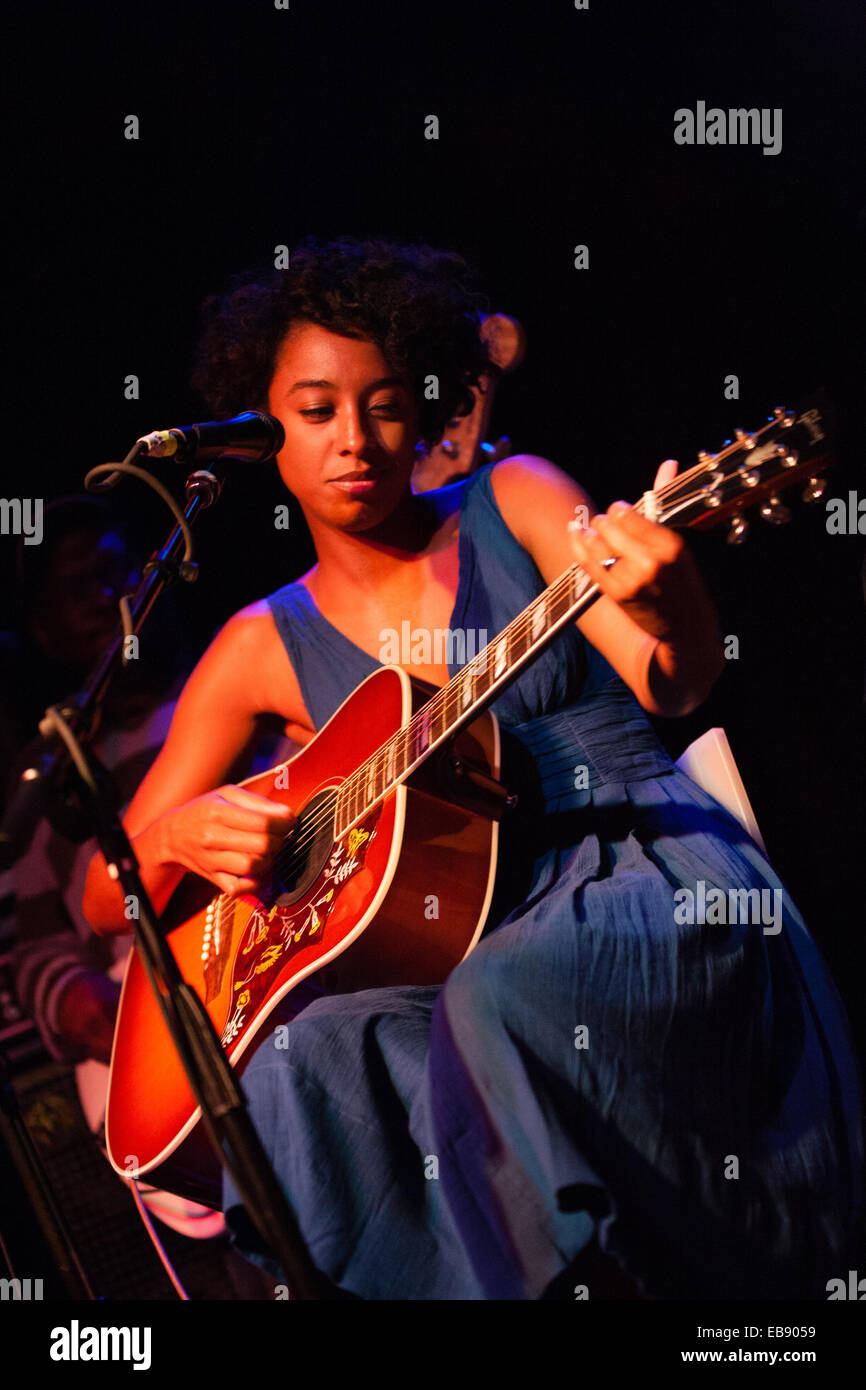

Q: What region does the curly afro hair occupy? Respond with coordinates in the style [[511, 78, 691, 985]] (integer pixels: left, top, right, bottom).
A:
[[190, 236, 495, 450]]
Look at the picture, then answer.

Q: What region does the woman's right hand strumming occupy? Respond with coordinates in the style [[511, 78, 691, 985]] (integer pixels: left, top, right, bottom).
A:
[[84, 784, 297, 935], [157, 784, 296, 899], [82, 603, 311, 935]]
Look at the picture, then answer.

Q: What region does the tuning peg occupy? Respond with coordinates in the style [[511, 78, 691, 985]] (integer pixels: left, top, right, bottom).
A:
[[774, 444, 799, 468], [735, 429, 756, 450], [727, 513, 749, 545], [802, 475, 827, 503], [772, 407, 795, 427], [738, 467, 760, 488], [759, 495, 791, 524]]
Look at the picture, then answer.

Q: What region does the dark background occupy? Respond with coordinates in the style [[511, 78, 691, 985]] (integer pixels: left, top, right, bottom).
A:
[[4, 0, 865, 1048]]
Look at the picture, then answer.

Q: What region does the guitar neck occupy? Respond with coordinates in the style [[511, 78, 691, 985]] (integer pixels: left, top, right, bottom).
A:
[[334, 497, 648, 837], [335, 395, 835, 838]]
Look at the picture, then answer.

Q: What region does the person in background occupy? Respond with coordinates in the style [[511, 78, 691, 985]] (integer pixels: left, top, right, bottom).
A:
[[4, 496, 232, 1237]]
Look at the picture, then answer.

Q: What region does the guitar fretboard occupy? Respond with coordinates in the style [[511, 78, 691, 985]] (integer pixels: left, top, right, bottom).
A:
[[332, 392, 831, 838], [333, 491, 660, 837]]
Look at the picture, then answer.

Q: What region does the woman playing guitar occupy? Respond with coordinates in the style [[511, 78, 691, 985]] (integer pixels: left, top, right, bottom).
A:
[[82, 236, 862, 1300]]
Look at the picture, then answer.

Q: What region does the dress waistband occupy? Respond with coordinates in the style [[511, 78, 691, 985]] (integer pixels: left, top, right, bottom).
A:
[[499, 681, 674, 815]]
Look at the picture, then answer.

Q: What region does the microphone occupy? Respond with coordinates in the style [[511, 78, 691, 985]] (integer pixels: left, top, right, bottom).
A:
[[136, 411, 285, 463]]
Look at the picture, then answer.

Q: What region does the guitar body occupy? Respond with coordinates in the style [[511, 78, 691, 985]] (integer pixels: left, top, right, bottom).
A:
[[105, 665, 501, 1186]]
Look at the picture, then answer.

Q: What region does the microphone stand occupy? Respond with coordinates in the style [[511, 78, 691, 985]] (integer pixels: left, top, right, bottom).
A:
[[0, 457, 330, 1300]]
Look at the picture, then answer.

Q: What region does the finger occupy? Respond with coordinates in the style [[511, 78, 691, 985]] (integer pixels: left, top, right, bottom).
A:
[[219, 786, 297, 821], [569, 525, 631, 590], [213, 796, 297, 835], [569, 523, 608, 566], [202, 830, 289, 865], [213, 855, 270, 885], [653, 458, 679, 489], [200, 815, 294, 860], [214, 873, 259, 899], [594, 506, 682, 560]]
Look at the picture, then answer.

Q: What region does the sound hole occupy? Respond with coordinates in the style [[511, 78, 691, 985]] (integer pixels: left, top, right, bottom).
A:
[[267, 787, 337, 907]]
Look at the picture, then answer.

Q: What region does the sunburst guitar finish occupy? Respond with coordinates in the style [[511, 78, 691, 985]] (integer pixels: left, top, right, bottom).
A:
[[105, 665, 500, 1192]]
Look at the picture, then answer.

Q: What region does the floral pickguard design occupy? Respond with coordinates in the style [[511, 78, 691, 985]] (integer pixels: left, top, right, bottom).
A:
[[219, 821, 377, 1048]]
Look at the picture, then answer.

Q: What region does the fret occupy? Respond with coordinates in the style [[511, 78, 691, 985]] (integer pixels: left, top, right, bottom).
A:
[[395, 725, 412, 779], [376, 745, 389, 792], [341, 778, 356, 830], [431, 698, 447, 743], [386, 733, 400, 789], [530, 599, 547, 642], [473, 658, 492, 700], [517, 622, 539, 658], [415, 705, 433, 759], [510, 629, 525, 662], [404, 720, 419, 766], [492, 636, 508, 680], [548, 584, 571, 623], [367, 754, 380, 805], [437, 688, 454, 735], [574, 564, 593, 602]]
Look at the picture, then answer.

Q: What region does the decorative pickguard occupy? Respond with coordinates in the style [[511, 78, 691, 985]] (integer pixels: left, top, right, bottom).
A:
[[217, 815, 379, 1048]]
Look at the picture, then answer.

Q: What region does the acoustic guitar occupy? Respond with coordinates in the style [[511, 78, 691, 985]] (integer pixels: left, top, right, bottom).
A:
[[104, 398, 833, 1203]]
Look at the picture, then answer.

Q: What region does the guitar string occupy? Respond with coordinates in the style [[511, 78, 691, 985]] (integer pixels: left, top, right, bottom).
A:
[[265, 436, 779, 881], [267, 479, 694, 881], [334, 412, 795, 810], [260, 417, 797, 887], [266, 474, 761, 885], [280, 483, 717, 848], [333, 426, 785, 806], [269, 546, 603, 879]]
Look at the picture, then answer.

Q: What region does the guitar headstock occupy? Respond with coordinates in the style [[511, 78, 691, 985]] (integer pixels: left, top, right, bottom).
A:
[[653, 393, 835, 544]]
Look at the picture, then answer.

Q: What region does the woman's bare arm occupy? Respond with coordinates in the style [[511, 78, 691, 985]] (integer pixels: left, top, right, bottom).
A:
[[489, 455, 725, 717], [82, 604, 306, 933]]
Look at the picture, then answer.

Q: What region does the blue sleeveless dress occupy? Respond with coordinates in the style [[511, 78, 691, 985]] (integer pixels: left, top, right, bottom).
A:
[[222, 465, 863, 1300]]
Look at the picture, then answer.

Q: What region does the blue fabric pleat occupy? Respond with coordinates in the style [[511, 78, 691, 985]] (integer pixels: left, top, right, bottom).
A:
[[223, 465, 863, 1299]]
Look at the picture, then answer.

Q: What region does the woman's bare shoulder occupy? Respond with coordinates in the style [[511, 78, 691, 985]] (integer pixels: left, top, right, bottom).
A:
[[487, 455, 596, 537], [222, 597, 314, 741]]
